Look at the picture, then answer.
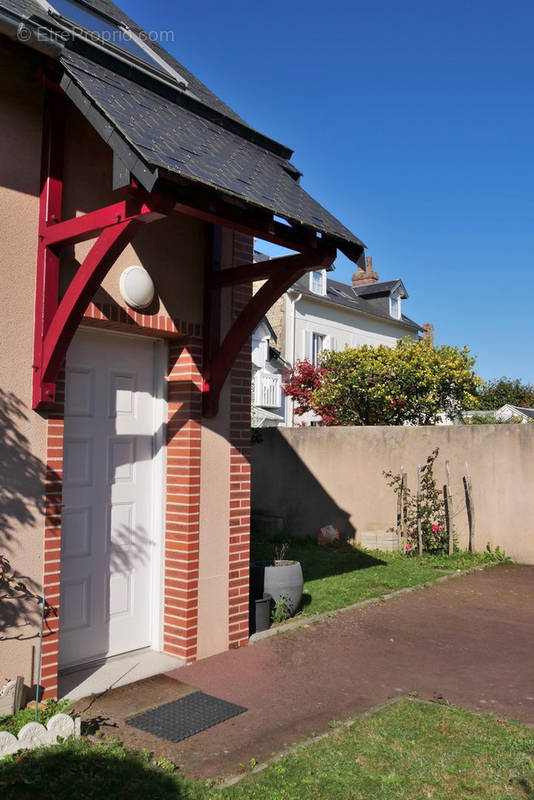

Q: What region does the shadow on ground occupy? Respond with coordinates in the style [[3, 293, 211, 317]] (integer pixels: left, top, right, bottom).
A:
[[250, 535, 386, 582], [0, 741, 201, 800], [517, 779, 534, 799]]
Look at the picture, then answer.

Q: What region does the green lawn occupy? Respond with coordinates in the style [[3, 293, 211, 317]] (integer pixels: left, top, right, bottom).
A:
[[222, 700, 534, 800], [250, 535, 508, 620], [1, 700, 532, 799]]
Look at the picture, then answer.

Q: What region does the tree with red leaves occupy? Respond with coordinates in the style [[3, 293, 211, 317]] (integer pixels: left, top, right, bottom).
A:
[[283, 338, 482, 426]]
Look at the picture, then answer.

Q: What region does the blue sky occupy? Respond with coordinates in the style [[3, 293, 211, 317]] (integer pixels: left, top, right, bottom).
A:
[[127, 0, 534, 383]]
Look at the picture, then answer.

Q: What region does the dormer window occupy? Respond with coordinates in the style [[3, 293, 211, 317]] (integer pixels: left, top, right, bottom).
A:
[[310, 270, 326, 295], [390, 291, 401, 319]]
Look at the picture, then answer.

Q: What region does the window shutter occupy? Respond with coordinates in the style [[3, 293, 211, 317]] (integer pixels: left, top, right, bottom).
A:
[[324, 336, 337, 352], [303, 330, 312, 360]]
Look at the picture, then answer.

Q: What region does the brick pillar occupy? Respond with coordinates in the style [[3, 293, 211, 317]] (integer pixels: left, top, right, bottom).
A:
[[41, 370, 65, 698], [163, 337, 203, 662], [228, 233, 253, 648], [422, 323, 434, 346]]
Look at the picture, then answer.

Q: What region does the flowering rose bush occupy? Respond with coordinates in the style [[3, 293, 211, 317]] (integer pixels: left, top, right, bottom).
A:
[[384, 448, 449, 554]]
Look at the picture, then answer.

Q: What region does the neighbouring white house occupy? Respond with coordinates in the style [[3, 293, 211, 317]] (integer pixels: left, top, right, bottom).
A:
[[252, 253, 431, 426], [251, 317, 290, 427], [495, 405, 534, 423]]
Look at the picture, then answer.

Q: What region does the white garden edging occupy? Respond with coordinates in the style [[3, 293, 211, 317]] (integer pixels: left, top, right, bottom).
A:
[[0, 678, 24, 716], [0, 713, 81, 758]]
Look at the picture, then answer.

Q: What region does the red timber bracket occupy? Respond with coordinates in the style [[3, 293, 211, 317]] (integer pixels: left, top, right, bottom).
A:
[[32, 91, 173, 411], [202, 236, 336, 417]]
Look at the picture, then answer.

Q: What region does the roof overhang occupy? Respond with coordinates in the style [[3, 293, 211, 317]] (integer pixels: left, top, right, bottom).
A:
[[254, 316, 277, 343]]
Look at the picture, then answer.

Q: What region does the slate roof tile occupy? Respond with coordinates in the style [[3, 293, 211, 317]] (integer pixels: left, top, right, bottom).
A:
[[293, 274, 421, 331], [2, 0, 364, 251]]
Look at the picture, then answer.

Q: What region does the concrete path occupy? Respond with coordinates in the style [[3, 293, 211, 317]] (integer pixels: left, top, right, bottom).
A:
[[76, 565, 534, 780]]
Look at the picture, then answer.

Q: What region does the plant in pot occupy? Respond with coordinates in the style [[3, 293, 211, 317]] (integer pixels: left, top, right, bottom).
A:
[[250, 543, 304, 629]]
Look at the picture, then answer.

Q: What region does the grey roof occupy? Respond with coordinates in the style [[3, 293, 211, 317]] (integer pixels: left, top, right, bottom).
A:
[[508, 406, 534, 419], [1, 0, 364, 258], [354, 279, 408, 299], [253, 250, 271, 263], [258, 316, 277, 343], [269, 346, 291, 370], [291, 274, 421, 331]]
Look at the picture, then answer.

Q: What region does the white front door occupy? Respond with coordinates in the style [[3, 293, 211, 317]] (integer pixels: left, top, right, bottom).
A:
[[59, 329, 161, 668]]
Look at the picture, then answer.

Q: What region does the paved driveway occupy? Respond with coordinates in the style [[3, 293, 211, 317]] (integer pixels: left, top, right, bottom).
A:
[[79, 565, 534, 779]]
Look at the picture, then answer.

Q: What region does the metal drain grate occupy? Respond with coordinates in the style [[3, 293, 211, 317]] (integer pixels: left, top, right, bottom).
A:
[[126, 691, 247, 743]]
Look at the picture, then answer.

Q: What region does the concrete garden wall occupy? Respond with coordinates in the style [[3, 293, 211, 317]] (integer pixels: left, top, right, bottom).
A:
[[251, 425, 534, 564]]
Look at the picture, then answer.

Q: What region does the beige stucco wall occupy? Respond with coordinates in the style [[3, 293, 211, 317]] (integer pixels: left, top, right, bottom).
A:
[[0, 42, 47, 685], [196, 228, 235, 658], [252, 425, 534, 564]]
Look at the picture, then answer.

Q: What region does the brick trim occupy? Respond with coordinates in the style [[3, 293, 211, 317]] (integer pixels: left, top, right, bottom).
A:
[[41, 369, 65, 699], [83, 301, 201, 339], [228, 233, 253, 649], [162, 337, 202, 662]]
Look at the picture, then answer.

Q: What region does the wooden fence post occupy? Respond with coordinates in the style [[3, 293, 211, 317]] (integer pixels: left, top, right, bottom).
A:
[[445, 460, 454, 555], [464, 461, 475, 552], [396, 467, 403, 551], [401, 470, 408, 551], [417, 464, 423, 556]]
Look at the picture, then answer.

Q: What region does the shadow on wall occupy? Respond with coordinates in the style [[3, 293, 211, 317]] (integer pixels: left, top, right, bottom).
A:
[[0, 390, 55, 641], [251, 427, 356, 541]]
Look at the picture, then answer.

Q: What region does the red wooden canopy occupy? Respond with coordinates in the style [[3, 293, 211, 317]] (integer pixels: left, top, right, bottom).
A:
[[33, 89, 337, 416]]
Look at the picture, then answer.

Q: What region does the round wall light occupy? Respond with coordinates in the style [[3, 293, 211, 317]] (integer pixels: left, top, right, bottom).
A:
[[119, 265, 155, 310]]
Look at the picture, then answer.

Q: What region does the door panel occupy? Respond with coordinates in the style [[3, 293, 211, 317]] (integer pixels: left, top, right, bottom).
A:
[[59, 329, 159, 668]]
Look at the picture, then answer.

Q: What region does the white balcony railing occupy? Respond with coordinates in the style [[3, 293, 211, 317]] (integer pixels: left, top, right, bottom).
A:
[[254, 371, 282, 409]]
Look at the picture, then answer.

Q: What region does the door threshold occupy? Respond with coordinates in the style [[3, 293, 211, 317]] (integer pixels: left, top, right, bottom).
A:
[[58, 649, 185, 702], [59, 647, 153, 677]]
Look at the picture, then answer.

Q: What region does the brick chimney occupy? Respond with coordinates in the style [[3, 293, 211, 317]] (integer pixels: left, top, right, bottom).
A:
[[422, 323, 434, 346], [352, 256, 379, 288]]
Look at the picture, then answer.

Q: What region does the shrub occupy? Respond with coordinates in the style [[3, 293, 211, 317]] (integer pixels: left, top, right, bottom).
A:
[[384, 448, 449, 554], [284, 338, 482, 426]]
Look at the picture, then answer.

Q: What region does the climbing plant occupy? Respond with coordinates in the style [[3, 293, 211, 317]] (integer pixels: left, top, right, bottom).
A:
[[384, 448, 449, 554]]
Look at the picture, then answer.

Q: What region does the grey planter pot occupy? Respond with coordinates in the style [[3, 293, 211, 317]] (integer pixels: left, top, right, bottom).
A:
[[252, 593, 272, 634], [263, 560, 303, 617]]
